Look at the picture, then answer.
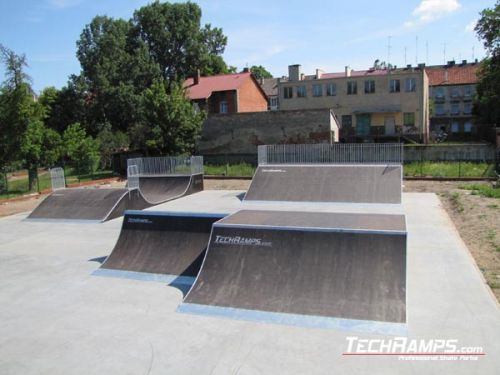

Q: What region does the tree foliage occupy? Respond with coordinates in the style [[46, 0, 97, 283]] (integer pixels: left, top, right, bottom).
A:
[[96, 123, 130, 169], [62, 123, 100, 174], [474, 1, 500, 127], [250, 65, 273, 79]]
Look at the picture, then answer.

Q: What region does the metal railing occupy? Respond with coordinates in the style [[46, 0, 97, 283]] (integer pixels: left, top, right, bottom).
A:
[[258, 143, 403, 165], [127, 165, 139, 190], [127, 156, 204, 176], [50, 167, 66, 191]]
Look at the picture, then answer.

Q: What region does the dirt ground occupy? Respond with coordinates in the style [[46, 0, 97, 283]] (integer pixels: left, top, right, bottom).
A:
[[1, 178, 498, 302]]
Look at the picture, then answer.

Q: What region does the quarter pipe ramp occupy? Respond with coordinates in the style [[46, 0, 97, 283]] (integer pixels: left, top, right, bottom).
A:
[[94, 210, 226, 283], [179, 210, 407, 329], [244, 164, 402, 204]]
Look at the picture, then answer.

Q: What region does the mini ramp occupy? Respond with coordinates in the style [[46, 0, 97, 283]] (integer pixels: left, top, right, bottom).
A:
[[27, 188, 150, 222], [94, 210, 226, 283], [178, 210, 407, 333], [244, 164, 402, 204], [139, 173, 204, 204]]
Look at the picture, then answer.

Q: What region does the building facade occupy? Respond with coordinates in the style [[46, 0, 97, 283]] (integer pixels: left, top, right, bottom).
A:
[[425, 61, 480, 141], [277, 64, 429, 143], [184, 70, 268, 114]]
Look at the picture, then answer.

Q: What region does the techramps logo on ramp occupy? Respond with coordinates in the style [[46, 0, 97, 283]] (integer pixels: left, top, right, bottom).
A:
[[127, 217, 153, 224], [262, 169, 286, 173], [214, 235, 272, 247]]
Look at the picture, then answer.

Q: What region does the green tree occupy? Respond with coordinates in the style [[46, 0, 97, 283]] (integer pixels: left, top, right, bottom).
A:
[[63, 123, 100, 174], [96, 123, 130, 169], [250, 65, 273, 79], [131, 80, 204, 155], [131, 1, 228, 88], [474, 1, 500, 128]]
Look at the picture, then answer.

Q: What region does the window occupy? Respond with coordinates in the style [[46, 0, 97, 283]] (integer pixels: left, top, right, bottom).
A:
[[296, 85, 307, 98], [283, 86, 293, 99], [451, 122, 460, 133], [435, 104, 445, 116], [326, 83, 336, 96], [219, 101, 228, 113], [347, 81, 357, 95], [269, 97, 278, 110], [435, 87, 445, 98], [405, 78, 416, 92], [450, 87, 461, 98], [364, 80, 375, 94], [403, 112, 415, 126], [463, 102, 472, 114], [389, 79, 400, 93], [464, 122, 473, 133], [312, 84, 322, 97], [463, 86, 473, 97], [450, 103, 460, 115], [341, 115, 352, 127]]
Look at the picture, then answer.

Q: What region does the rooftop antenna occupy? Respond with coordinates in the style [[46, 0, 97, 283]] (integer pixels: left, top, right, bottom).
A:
[[415, 36, 418, 65], [387, 36, 392, 67], [443, 43, 446, 64], [404, 46, 407, 65], [472, 46, 475, 60], [425, 40, 429, 64]]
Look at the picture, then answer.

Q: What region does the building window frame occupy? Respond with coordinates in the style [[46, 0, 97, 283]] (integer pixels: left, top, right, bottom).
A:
[[451, 121, 460, 133], [464, 121, 473, 133], [450, 102, 460, 115], [326, 83, 336, 96], [312, 84, 323, 97], [403, 112, 415, 126], [347, 81, 357, 95], [364, 80, 375, 94], [296, 85, 307, 98], [405, 78, 416, 92], [219, 100, 228, 114], [389, 79, 400, 93], [341, 115, 352, 128], [283, 86, 293, 99]]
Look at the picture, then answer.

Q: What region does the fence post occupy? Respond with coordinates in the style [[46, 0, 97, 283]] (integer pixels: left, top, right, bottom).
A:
[[458, 159, 461, 178], [420, 147, 424, 176]]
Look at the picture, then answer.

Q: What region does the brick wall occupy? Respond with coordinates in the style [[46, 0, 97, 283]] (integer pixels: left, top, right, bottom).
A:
[[238, 77, 268, 112], [198, 109, 335, 154]]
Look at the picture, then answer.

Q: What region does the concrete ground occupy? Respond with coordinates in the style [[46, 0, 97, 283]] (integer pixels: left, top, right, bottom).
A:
[[0, 192, 499, 374]]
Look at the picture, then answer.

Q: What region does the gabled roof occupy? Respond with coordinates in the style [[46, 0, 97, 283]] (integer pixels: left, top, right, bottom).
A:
[[184, 72, 254, 100], [425, 64, 479, 86], [259, 78, 278, 97]]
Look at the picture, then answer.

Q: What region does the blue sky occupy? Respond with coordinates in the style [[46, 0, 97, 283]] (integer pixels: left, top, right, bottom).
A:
[[0, 0, 492, 92]]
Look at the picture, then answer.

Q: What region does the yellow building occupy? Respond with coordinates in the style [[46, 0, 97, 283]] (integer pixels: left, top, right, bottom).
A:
[[278, 64, 429, 143]]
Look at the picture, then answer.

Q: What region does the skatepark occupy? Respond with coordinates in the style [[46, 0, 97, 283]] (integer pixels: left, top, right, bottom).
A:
[[0, 145, 499, 374]]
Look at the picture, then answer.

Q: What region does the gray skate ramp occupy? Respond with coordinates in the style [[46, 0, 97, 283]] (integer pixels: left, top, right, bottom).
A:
[[27, 188, 150, 222], [179, 210, 407, 330], [94, 210, 225, 283], [244, 164, 402, 204], [139, 173, 204, 204]]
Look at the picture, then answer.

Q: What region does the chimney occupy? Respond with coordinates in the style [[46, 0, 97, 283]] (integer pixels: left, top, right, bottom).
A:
[[345, 66, 352, 77], [418, 63, 425, 69], [462, 59, 467, 65], [316, 69, 324, 79], [194, 69, 200, 85], [406, 64, 412, 69], [243, 67, 250, 73], [447, 60, 455, 67], [288, 64, 301, 81]]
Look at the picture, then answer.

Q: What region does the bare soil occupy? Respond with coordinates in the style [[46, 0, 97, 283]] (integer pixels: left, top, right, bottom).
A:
[[1, 179, 498, 302]]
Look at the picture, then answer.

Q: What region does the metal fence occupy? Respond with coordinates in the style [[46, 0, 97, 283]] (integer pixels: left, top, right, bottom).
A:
[[50, 167, 66, 191], [127, 156, 204, 176], [126, 165, 139, 190], [257, 143, 404, 165]]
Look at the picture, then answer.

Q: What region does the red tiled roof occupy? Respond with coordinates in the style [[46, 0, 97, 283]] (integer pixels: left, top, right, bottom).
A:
[[425, 64, 479, 86], [184, 72, 252, 100]]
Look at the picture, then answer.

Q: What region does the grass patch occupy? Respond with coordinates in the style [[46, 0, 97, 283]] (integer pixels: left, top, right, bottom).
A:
[[0, 168, 114, 200], [404, 161, 495, 177], [460, 184, 500, 199], [204, 163, 255, 177], [487, 204, 499, 209]]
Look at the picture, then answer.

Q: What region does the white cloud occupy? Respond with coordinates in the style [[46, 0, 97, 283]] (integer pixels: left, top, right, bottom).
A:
[[47, 0, 81, 9], [405, 0, 461, 28], [465, 19, 476, 32]]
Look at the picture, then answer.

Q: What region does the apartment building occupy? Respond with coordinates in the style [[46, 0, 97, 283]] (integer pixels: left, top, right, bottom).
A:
[[425, 61, 480, 141], [277, 64, 429, 143]]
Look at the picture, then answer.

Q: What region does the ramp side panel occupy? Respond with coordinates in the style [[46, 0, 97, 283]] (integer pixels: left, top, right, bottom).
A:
[[138, 173, 203, 204], [28, 188, 131, 221], [184, 226, 407, 323], [244, 165, 402, 204], [100, 211, 223, 277]]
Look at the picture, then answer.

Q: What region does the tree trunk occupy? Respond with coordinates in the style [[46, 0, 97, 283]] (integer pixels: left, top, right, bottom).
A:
[[28, 166, 38, 192]]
